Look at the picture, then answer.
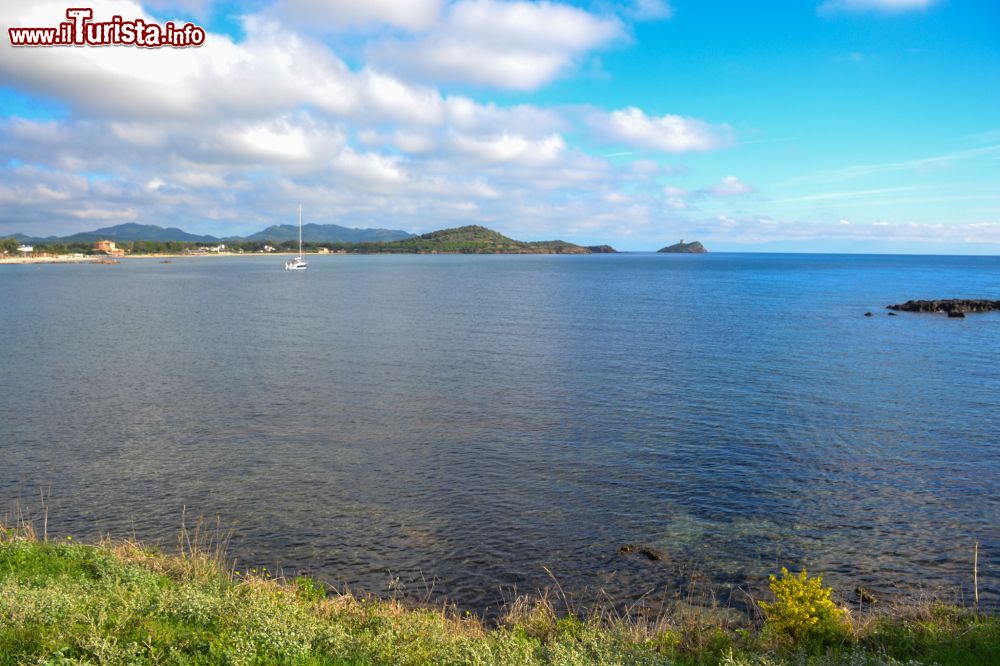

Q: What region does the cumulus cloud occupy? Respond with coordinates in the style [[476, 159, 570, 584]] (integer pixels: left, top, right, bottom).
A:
[[371, 0, 624, 90], [818, 0, 936, 13], [449, 132, 567, 166], [0, 0, 747, 247], [589, 107, 733, 153], [0, 4, 360, 120]]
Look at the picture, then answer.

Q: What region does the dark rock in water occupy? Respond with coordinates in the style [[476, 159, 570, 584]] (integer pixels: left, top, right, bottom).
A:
[[886, 299, 1000, 315], [855, 587, 878, 604], [586, 245, 618, 253], [887, 312, 897, 316], [658, 240, 707, 254], [864, 312, 873, 317], [948, 310, 966, 318], [619, 543, 667, 562]]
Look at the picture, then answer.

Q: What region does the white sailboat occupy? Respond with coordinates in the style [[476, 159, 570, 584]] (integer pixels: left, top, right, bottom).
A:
[[284, 204, 308, 271]]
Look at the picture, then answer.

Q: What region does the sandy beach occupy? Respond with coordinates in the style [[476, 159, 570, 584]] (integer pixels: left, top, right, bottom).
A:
[[0, 256, 119, 265]]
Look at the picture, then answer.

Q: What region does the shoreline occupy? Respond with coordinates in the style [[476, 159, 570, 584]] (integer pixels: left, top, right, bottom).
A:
[[0, 525, 995, 665], [3, 250, 602, 263], [0, 256, 120, 265]]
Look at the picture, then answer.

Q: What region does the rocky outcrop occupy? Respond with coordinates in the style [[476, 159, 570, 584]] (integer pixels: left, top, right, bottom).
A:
[[658, 240, 707, 254], [586, 245, 618, 253], [619, 544, 667, 562], [886, 299, 1000, 315]]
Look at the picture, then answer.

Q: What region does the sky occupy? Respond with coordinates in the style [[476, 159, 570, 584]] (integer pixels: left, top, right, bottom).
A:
[[1, 0, 998, 252]]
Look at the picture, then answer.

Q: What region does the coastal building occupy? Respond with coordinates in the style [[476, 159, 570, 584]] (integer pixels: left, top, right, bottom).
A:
[[17, 244, 33, 254], [94, 240, 125, 256]]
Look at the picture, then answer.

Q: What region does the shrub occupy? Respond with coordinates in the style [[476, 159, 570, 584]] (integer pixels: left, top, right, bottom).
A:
[[759, 567, 849, 647], [293, 576, 326, 603]]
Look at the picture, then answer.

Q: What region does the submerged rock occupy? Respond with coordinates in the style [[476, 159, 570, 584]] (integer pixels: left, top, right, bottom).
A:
[[619, 544, 667, 562], [864, 312, 873, 317], [948, 310, 966, 318], [855, 587, 878, 604], [886, 299, 1000, 315], [887, 312, 897, 316]]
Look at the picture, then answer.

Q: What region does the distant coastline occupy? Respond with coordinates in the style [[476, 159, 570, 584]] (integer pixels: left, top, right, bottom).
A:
[[4, 224, 629, 258]]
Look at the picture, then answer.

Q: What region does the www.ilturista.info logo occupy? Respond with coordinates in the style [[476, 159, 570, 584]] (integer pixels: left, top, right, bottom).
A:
[[8, 8, 206, 48]]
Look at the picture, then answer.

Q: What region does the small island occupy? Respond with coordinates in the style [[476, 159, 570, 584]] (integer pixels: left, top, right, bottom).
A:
[[658, 240, 707, 253]]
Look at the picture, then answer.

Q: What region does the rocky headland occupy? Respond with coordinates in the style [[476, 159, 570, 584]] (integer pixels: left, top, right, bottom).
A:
[[886, 299, 1000, 315]]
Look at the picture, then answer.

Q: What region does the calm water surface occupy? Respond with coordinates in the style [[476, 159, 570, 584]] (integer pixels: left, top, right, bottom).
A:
[[2, 253, 997, 612]]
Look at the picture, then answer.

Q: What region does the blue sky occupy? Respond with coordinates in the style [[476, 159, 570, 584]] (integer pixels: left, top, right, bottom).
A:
[[1, 0, 998, 252]]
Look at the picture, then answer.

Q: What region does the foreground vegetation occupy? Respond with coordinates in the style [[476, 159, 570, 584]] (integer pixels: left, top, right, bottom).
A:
[[0, 523, 995, 665]]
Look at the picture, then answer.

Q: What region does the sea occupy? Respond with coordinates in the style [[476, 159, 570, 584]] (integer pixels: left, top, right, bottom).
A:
[[2, 252, 997, 614]]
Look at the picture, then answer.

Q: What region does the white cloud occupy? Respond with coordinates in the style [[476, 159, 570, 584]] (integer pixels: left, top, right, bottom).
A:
[[449, 132, 567, 166], [664, 186, 690, 210], [333, 149, 409, 186], [362, 70, 445, 125], [278, 0, 443, 31], [1, 4, 362, 120], [0, 0, 755, 249], [624, 0, 673, 21], [225, 119, 314, 162], [445, 97, 566, 135], [819, 0, 936, 13], [590, 107, 733, 153], [393, 131, 437, 155], [372, 0, 624, 90], [704, 175, 754, 197]]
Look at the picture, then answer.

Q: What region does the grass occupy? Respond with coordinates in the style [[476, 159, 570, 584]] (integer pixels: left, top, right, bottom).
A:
[[0, 520, 996, 665]]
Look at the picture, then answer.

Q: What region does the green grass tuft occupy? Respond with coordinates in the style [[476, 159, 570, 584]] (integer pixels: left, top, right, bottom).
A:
[[0, 526, 996, 665]]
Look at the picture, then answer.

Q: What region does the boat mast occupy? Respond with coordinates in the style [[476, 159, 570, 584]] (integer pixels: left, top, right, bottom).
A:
[[298, 204, 303, 258]]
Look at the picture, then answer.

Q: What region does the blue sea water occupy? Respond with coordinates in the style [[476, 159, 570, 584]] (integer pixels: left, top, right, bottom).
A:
[[1, 253, 997, 612]]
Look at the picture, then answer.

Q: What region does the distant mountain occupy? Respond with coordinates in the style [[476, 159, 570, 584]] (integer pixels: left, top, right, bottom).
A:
[[55, 223, 220, 244], [658, 240, 707, 253], [243, 223, 413, 243], [6, 222, 412, 245]]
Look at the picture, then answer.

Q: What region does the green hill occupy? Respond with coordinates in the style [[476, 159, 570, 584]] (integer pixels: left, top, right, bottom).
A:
[[347, 225, 599, 254]]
